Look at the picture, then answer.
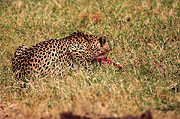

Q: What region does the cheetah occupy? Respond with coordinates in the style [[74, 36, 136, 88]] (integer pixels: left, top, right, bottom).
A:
[[12, 32, 111, 80]]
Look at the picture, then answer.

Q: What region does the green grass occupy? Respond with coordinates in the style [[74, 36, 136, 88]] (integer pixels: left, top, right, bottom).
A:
[[0, 0, 180, 119]]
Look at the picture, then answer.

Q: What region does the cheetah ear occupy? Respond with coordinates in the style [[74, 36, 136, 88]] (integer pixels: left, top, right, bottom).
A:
[[99, 36, 107, 47]]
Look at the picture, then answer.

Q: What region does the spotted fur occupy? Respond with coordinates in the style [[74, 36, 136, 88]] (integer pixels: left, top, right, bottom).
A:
[[12, 32, 110, 80]]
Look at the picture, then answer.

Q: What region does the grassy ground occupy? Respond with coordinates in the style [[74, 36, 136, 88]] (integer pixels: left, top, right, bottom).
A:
[[0, 0, 180, 119]]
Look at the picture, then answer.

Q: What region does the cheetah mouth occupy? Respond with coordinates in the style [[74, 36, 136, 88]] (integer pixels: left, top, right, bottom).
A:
[[96, 54, 107, 60], [96, 52, 109, 60], [91, 52, 109, 64]]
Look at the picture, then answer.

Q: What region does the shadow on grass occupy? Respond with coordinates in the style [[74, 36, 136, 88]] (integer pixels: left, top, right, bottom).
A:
[[60, 110, 152, 119]]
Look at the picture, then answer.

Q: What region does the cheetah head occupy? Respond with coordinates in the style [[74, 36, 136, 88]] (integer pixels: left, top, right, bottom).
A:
[[87, 35, 111, 63]]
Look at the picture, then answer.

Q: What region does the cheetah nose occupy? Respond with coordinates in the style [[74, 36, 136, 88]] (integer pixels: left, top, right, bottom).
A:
[[106, 47, 111, 52]]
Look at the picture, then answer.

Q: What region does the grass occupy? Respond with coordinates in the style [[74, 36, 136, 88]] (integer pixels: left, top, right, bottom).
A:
[[0, 0, 180, 119]]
